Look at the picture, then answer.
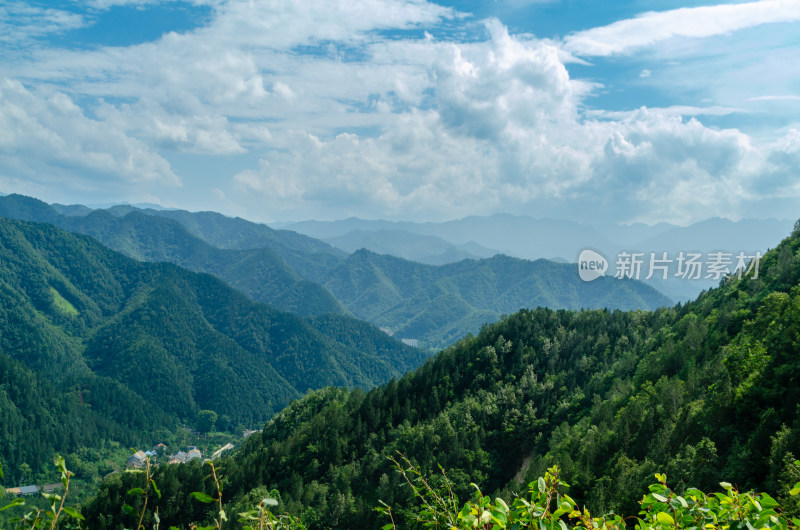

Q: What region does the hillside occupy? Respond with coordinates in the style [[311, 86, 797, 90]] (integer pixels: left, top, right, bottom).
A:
[[0, 194, 673, 350], [0, 195, 345, 317], [0, 217, 424, 485], [85, 222, 800, 528], [102, 205, 347, 283], [322, 250, 672, 347]]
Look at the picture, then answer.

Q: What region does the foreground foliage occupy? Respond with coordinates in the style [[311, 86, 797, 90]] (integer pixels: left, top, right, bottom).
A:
[[381, 456, 800, 530], [3, 457, 800, 529]]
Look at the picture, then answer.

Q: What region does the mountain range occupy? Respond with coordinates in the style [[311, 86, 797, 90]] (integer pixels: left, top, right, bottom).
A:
[[0, 194, 672, 349], [286, 215, 793, 301]]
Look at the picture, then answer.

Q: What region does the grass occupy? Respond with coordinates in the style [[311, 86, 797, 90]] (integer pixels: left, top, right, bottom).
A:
[[49, 287, 78, 317]]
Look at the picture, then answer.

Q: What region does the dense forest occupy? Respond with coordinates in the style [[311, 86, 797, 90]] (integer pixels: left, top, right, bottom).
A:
[[80, 222, 800, 528], [0, 194, 346, 317], [0, 194, 671, 349], [323, 249, 670, 347], [0, 217, 423, 485]]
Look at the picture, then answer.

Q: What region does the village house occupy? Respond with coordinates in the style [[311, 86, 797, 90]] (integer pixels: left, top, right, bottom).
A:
[[4, 485, 39, 496], [126, 450, 147, 468], [169, 451, 187, 464]]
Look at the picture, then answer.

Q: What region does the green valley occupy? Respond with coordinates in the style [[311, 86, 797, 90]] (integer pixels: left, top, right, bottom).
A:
[[0, 217, 423, 488]]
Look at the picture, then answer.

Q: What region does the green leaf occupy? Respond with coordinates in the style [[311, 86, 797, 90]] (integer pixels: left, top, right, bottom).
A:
[[0, 459, 3, 479], [495, 497, 510, 514], [190, 491, 214, 503], [122, 504, 137, 516], [537, 477, 546, 494], [127, 488, 144, 496], [55, 455, 66, 474], [42, 492, 61, 503], [684, 488, 704, 498], [656, 512, 674, 525], [61, 507, 85, 520], [720, 482, 733, 490], [151, 479, 161, 499], [759, 493, 778, 507], [652, 493, 668, 502], [0, 498, 25, 511]]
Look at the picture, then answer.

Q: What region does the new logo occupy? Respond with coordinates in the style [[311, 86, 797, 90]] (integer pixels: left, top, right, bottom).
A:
[[578, 249, 608, 282]]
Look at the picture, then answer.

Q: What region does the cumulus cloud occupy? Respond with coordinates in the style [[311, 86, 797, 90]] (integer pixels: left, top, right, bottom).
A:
[[564, 0, 800, 57], [229, 20, 797, 224], [0, 79, 179, 189]]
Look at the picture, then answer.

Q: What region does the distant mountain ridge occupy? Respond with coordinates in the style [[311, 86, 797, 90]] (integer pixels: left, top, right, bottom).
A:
[[0, 194, 674, 349], [0, 195, 345, 316], [286, 215, 793, 301], [321, 249, 671, 347], [323, 229, 499, 265]]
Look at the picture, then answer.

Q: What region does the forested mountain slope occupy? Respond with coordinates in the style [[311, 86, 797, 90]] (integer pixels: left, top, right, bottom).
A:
[[322, 249, 672, 347], [103, 222, 800, 529], [101, 204, 346, 284], [0, 195, 674, 350], [0, 195, 344, 317], [0, 217, 424, 485]]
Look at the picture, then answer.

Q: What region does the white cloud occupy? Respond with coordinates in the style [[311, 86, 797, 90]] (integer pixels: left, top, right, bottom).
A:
[[95, 98, 246, 155], [198, 0, 454, 50], [228, 22, 798, 224], [0, 79, 179, 189], [586, 105, 743, 120], [749, 94, 800, 101], [0, 2, 86, 45], [84, 0, 221, 9], [564, 0, 800, 57]]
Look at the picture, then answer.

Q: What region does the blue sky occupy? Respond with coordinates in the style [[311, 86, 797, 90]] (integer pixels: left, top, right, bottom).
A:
[[1, 0, 798, 224]]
